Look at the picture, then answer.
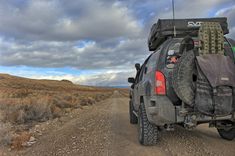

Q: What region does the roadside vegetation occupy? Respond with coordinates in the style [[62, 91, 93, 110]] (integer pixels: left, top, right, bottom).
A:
[[0, 74, 114, 149]]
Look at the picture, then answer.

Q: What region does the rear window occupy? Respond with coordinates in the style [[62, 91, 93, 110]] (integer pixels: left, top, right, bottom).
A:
[[146, 52, 158, 73], [166, 40, 181, 68]]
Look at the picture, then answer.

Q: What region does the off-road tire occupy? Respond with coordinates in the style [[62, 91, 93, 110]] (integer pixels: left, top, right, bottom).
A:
[[129, 101, 138, 124], [217, 128, 235, 141], [138, 102, 159, 145], [172, 50, 196, 106]]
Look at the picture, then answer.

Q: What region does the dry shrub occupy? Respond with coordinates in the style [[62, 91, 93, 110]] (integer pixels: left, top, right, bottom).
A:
[[95, 94, 106, 102], [80, 97, 95, 106], [0, 96, 53, 124], [23, 97, 53, 122], [13, 89, 32, 98], [0, 89, 32, 98], [50, 105, 62, 118], [73, 93, 80, 97], [0, 92, 112, 124], [11, 131, 31, 150], [0, 110, 4, 121], [94, 93, 111, 102], [0, 74, 114, 126], [63, 95, 73, 101], [0, 122, 13, 146], [52, 94, 80, 108], [0, 74, 115, 149], [53, 96, 73, 108]]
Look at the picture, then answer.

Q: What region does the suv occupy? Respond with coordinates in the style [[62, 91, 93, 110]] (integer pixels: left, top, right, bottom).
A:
[[128, 18, 235, 145]]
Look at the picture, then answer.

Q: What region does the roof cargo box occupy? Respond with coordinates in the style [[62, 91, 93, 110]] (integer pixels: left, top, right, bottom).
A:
[[148, 17, 229, 51]]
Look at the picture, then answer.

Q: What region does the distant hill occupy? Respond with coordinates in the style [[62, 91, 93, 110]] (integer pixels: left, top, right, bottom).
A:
[[0, 73, 111, 92]]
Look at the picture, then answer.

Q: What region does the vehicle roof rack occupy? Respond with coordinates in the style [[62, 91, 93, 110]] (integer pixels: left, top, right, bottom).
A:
[[148, 17, 229, 51]]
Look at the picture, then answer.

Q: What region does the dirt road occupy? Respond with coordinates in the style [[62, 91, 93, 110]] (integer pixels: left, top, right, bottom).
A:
[[11, 91, 235, 156]]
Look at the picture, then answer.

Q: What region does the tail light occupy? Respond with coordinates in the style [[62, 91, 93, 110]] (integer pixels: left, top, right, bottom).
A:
[[155, 71, 166, 95]]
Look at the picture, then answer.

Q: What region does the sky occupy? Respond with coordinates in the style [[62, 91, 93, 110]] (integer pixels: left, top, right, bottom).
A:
[[0, 0, 235, 86]]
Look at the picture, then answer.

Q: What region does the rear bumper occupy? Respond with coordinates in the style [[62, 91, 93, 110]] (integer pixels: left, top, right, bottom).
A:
[[145, 95, 176, 126], [144, 95, 235, 126]]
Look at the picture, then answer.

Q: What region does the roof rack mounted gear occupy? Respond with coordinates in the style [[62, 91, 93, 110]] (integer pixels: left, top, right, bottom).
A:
[[148, 17, 229, 51]]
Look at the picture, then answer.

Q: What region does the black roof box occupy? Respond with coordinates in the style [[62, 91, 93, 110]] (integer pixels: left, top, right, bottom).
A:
[[148, 17, 229, 51]]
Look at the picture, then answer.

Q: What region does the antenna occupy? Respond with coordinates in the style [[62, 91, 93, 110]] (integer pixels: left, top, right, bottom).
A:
[[172, 0, 176, 37]]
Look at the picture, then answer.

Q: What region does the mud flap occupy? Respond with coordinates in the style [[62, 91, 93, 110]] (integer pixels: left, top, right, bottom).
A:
[[195, 55, 235, 116]]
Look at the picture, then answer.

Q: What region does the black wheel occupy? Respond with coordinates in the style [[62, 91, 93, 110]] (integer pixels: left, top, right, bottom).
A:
[[129, 101, 138, 124], [217, 127, 235, 141], [172, 50, 196, 106], [138, 102, 159, 145]]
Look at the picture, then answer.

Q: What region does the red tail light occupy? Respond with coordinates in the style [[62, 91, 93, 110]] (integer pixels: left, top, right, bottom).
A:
[[155, 71, 166, 95]]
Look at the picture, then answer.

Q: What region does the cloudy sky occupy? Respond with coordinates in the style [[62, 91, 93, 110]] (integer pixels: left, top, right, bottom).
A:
[[0, 0, 235, 86]]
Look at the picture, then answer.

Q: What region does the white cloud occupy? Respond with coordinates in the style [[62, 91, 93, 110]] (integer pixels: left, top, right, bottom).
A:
[[0, 0, 141, 41], [28, 69, 136, 86], [215, 5, 235, 38], [0, 0, 234, 86], [0, 38, 148, 70]]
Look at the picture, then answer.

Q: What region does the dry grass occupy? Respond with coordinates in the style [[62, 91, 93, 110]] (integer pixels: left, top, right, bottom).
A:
[[0, 122, 13, 146], [0, 74, 113, 124], [0, 73, 114, 148], [11, 131, 32, 150]]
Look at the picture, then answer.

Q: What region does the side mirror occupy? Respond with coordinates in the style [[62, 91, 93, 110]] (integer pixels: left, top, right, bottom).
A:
[[135, 63, 141, 71], [128, 77, 135, 83]]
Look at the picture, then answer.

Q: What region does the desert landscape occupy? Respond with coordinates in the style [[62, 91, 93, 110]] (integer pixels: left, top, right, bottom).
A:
[[0, 74, 117, 153], [0, 1, 235, 156], [0, 74, 235, 156]]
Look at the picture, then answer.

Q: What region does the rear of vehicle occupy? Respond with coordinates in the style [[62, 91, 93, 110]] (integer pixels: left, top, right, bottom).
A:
[[128, 17, 235, 145]]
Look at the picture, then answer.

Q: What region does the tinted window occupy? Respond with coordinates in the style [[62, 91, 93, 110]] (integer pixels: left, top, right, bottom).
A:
[[168, 42, 181, 54], [166, 40, 181, 68], [138, 53, 153, 81], [146, 52, 158, 73]]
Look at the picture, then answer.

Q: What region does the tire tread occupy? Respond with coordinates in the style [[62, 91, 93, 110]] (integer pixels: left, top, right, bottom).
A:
[[139, 103, 159, 145]]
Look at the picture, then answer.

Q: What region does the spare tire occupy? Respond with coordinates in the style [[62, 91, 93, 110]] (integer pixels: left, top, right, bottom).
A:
[[172, 50, 196, 106]]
